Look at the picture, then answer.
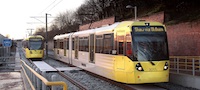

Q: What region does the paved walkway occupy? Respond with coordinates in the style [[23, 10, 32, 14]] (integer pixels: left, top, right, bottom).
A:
[[0, 47, 25, 90], [13, 48, 21, 72], [0, 72, 24, 90]]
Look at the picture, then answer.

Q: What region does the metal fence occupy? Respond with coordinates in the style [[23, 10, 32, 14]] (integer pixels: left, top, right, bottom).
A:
[[0, 47, 19, 71], [170, 56, 200, 76], [0, 47, 10, 57], [21, 60, 67, 90]]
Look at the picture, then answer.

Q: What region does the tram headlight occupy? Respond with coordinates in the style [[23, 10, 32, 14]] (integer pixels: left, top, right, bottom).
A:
[[164, 62, 168, 70], [136, 63, 144, 71], [138, 67, 142, 71]]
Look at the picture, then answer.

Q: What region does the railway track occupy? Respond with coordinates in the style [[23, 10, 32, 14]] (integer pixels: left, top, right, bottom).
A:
[[45, 57, 167, 90], [58, 71, 88, 90]]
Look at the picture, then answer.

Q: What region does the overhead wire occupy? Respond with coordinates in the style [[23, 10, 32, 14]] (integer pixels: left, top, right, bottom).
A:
[[39, 0, 58, 14], [46, 0, 63, 13], [28, 0, 59, 35]]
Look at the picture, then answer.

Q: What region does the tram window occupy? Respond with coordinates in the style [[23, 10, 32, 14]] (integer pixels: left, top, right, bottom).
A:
[[66, 38, 69, 49], [58, 40, 60, 49], [23, 41, 28, 48], [79, 37, 89, 52], [79, 37, 83, 51], [63, 39, 67, 56], [72, 38, 74, 50], [55, 40, 57, 48], [54, 40, 57, 48], [63, 40, 66, 49], [117, 35, 125, 55], [103, 34, 113, 54], [126, 42, 132, 57], [60, 41, 64, 49], [75, 36, 79, 59], [125, 33, 133, 58], [57, 40, 59, 48], [84, 37, 89, 52], [118, 42, 123, 54], [95, 35, 103, 53]]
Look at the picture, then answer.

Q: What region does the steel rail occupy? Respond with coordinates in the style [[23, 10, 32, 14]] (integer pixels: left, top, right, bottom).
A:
[[44, 56, 88, 89], [84, 71, 137, 90], [58, 71, 88, 90]]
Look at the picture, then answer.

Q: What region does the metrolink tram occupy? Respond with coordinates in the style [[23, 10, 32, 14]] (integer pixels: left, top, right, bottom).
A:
[[22, 35, 44, 59], [53, 20, 169, 84]]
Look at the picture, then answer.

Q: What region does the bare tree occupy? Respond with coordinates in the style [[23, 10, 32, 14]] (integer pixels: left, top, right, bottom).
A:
[[54, 11, 78, 33], [48, 24, 59, 39], [34, 27, 45, 38], [76, 0, 113, 24]]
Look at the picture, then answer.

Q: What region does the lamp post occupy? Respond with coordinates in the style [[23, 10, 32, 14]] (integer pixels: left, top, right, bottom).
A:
[[45, 13, 51, 59], [126, 5, 137, 21]]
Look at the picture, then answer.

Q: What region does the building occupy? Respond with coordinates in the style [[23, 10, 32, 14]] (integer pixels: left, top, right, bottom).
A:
[[0, 34, 6, 46]]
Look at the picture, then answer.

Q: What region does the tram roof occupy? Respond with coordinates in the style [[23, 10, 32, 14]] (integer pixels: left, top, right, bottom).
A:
[[54, 33, 73, 40], [71, 22, 120, 36], [53, 21, 165, 40], [25, 35, 44, 40], [54, 22, 120, 39]]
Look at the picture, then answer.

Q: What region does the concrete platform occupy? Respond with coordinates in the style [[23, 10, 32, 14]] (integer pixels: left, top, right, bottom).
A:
[[0, 72, 24, 90], [170, 72, 200, 89], [33, 61, 57, 72], [56, 67, 82, 71]]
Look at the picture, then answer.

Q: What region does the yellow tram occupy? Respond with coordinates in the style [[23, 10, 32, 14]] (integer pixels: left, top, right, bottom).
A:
[[22, 35, 44, 59], [53, 20, 169, 84]]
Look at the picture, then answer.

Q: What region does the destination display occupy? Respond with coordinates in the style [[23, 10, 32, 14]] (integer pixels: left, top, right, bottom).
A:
[[133, 26, 165, 32], [29, 38, 42, 41]]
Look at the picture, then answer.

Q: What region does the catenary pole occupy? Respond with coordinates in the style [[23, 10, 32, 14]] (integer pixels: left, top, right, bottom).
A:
[[45, 13, 48, 58]]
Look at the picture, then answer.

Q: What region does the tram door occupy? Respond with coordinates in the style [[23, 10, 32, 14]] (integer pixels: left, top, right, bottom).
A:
[[64, 39, 66, 56], [75, 36, 78, 59], [116, 30, 125, 69], [89, 34, 95, 63]]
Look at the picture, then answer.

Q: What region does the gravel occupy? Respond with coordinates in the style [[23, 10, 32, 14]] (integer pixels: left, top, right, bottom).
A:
[[64, 70, 123, 90]]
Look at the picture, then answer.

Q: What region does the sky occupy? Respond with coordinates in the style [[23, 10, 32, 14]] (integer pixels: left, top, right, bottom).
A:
[[0, 0, 85, 40]]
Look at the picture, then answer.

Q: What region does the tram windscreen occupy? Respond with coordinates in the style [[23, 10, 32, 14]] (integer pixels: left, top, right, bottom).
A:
[[131, 26, 169, 61], [29, 38, 43, 50]]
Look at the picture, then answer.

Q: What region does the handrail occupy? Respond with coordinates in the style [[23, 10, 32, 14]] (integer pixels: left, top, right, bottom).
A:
[[170, 56, 200, 60], [169, 56, 200, 76], [21, 65, 36, 90], [21, 60, 67, 90]]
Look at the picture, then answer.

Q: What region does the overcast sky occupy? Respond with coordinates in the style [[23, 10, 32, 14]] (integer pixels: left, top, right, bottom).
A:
[[0, 0, 85, 40]]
